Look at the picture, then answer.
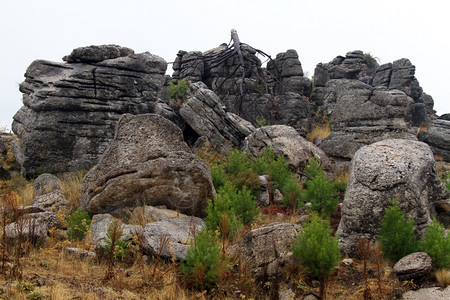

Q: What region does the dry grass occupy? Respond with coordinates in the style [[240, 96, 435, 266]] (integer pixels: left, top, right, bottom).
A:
[[306, 122, 331, 143], [435, 269, 450, 288], [59, 170, 87, 211], [416, 122, 429, 136]]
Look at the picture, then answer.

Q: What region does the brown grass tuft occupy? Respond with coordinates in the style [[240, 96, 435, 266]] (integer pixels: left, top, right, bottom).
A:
[[306, 122, 331, 143], [435, 269, 450, 288], [59, 170, 87, 211]]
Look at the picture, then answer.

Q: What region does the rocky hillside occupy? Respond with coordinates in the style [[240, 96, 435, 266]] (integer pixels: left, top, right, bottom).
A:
[[1, 42, 450, 299]]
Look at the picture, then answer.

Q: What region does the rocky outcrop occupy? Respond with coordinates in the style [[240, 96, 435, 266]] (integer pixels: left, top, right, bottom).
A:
[[80, 114, 215, 218], [418, 119, 450, 161], [311, 51, 440, 161], [173, 45, 315, 137], [337, 139, 450, 256], [179, 82, 255, 152], [267, 49, 312, 95], [393, 252, 433, 280], [12, 45, 170, 176], [313, 50, 378, 89], [5, 211, 61, 243], [243, 125, 330, 177], [318, 80, 416, 160], [229, 222, 301, 279]]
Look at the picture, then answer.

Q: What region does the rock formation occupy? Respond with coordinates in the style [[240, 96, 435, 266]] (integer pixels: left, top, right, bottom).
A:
[[172, 46, 315, 136], [337, 139, 450, 256], [12, 45, 171, 176], [312, 51, 438, 162], [318, 80, 417, 160], [418, 119, 450, 161], [242, 125, 331, 177], [79, 113, 215, 218], [179, 82, 255, 152]]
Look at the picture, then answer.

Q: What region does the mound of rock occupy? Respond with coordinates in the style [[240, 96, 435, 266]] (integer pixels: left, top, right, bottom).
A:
[[243, 125, 330, 177], [337, 139, 450, 256], [12, 45, 171, 176], [79, 113, 215, 218], [311, 51, 437, 161], [318, 80, 417, 160]]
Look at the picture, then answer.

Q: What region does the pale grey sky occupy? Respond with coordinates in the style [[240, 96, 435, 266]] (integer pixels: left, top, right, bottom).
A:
[[1, 0, 449, 130]]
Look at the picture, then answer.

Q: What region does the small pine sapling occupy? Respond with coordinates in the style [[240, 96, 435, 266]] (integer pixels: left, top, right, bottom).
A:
[[420, 218, 450, 269], [180, 230, 225, 290], [291, 215, 341, 300], [378, 200, 419, 263]]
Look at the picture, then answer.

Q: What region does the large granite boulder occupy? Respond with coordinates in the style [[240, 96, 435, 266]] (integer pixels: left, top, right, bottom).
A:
[[242, 125, 330, 177], [318, 80, 417, 160], [228, 222, 301, 279], [79, 114, 215, 218], [337, 139, 450, 256], [179, 82, 255, 152], [418, 119, 450, 162], [12, 45, 171, 177]]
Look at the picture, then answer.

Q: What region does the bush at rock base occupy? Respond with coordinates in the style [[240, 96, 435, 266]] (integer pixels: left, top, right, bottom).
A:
[[420, 218, 450, 269], [180, 230, 227, 290], [66, 208, 91, 241], [291, 214, 341, 299], [304, 158, 338, 216], [378, 200, 419, 263]]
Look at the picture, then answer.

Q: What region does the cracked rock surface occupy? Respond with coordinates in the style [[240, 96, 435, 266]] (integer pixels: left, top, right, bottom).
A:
[[12, 45, 168, 176], [337, 139, 450, 256]]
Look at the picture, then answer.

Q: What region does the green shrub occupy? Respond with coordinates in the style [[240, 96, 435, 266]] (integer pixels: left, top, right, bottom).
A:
[[443, 171, 450, 191], [210, 163, 227, 191], [333, 180, 347, 194], [267, 155, 292, 191], [67, 208, 91, 241], [168, 79, 189, 100], [304, 173, 338, 216], [102, 232, 130, 262], [291, 214, 341, 299], [378, 200, 419, 263], [229, 169, 261, 197], [230, 185, 259, 226], [224, 149, 252, 176], [282, 175, 304, 210], [251, 147, 276, 175], [205, 184, 243, 240], [304, 157, 323, 180], [420, 218, 450, 269], [180, 230, 225, 290]]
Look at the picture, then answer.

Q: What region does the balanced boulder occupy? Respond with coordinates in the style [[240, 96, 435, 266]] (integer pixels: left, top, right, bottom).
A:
[[337, 139, 450, 256], [79, 113, 215, 218]]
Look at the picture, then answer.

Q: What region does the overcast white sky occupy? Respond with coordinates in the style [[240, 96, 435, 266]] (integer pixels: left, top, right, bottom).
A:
[[1, 0, 449, 130]]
